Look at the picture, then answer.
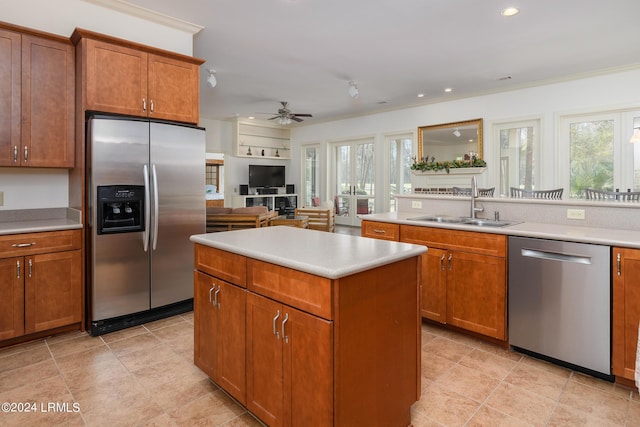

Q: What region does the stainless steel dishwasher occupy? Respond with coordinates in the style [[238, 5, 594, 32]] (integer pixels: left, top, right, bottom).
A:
[[508, 236, 612, 378]]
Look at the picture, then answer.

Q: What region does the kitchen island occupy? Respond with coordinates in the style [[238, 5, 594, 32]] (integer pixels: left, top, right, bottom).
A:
[[190, 226, 426, 427]]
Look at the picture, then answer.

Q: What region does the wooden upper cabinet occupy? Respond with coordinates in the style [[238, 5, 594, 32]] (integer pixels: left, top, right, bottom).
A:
[[21, 34, 74, 167], [148, 53, 200, 123], [84, 39, 148, 117], [74, 29, 204, 124], [0, 25, 73, 168], [0, 28, 21, 167]]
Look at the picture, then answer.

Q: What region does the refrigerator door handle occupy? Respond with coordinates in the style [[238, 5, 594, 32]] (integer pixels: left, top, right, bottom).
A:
[[151, 164, 159, 251], [143, 164, 150, 252]]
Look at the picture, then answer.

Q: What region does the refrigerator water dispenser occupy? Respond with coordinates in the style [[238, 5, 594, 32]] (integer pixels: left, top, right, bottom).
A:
[[97, 185, 145, 234]]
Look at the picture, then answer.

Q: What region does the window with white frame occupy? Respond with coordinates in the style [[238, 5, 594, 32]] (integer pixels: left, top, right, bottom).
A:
[[495, 119, 540, 197], [559, 110, 640, 198], [385, 133, 413, 212], [301, 144, 320, 207]]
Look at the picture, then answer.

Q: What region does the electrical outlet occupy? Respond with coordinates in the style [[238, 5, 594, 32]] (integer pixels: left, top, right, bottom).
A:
[[411, 200, 422, 209], [566, 208, 585, 220]]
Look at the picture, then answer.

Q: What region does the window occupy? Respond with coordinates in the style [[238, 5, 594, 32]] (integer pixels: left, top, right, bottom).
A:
[[385, 133, 413, 212], [495, 119, 540, 197], [301, 144, 320, 206], [559, 110, 640, 198]]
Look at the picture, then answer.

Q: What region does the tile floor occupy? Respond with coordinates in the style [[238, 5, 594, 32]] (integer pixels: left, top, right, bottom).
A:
[[1, 313, 638, 426]]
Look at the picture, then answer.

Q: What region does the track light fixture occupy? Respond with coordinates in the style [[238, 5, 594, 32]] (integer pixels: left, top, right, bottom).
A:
[[206, 68, 217, 88], [348, 81, 359, 99]]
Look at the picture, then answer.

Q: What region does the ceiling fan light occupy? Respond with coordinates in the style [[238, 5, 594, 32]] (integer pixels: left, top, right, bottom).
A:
[[278, 116, 292, 125], [348, 81, 359, 99], [206, 68, 217, 88]]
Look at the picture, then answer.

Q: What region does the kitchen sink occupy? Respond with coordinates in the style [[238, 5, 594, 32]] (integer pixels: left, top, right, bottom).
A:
[[459, 218, 519, 227], [408, 215, 519, 228], [408, 215, 465, 224]]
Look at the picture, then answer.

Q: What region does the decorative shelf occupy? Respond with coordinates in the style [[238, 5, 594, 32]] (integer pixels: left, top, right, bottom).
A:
[[234, 120, 291, 159], [411, 167, 486, 176]]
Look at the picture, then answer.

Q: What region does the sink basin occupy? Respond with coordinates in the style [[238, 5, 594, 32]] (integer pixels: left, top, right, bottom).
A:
[[408, 215, 465, 224], [408, 215, 519, 227], [460, 218, 519, 227]]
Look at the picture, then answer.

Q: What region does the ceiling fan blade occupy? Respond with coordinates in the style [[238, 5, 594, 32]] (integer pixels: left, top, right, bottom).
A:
[[268, 116, 279, 120], [290, 116, 304, 122], [292, 113, 312, 117]]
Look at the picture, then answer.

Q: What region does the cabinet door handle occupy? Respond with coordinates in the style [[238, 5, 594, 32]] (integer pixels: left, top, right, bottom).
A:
[[448, 253, 453, 271], [273, 310, 280, 339], [617, 253, 621, 276], [142, 98, 147, 112], [13, 146, 18, 163], [373, 229, 386, 234], [209, 283, 216, 307], [440, 254, 445, 270], [28, 258, 33, 278], [23, 146, 28, 163], [12, 242, 36, 248], [214, 285, 221, 309], [281, 313, 289, 344], [150, 100, 154, 113], [16, 260, 20, 279]]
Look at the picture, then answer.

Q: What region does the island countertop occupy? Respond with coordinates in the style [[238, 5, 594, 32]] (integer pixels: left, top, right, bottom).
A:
[[190, 226, 426, 279]]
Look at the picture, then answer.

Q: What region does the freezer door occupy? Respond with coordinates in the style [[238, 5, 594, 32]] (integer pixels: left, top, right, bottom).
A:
[[149, 122, 205, 307], [88, 117, 150, 321]]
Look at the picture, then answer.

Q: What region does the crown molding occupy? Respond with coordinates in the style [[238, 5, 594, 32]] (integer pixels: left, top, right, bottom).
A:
[[81, 0, 204, 34]]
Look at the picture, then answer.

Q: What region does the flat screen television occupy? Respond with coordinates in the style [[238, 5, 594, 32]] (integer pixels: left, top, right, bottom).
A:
[[249, 165, 285, 188]]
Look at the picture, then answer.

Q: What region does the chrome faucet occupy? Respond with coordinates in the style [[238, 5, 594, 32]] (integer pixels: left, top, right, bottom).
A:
[[470, 176, 484, 219]]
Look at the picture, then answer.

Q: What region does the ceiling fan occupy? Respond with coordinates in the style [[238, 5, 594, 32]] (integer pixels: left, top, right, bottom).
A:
[[266, 101, 312, 124]]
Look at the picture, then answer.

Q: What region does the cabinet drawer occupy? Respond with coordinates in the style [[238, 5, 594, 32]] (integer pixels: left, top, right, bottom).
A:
[[247, 259, 333, 320], [361, 221, 399, 241], [195, 244, 247, 287], [0, 230, 81, 258], [401, 225, 506, 257]]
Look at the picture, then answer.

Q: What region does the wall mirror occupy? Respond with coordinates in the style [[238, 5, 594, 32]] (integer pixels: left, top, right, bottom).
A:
[[417, 118, 483, 162]]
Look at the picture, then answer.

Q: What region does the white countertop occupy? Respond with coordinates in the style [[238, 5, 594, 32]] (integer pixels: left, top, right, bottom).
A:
[[362, 212, 640, 249], [0, 208, 82, 235], [190, 226, 427, 279]]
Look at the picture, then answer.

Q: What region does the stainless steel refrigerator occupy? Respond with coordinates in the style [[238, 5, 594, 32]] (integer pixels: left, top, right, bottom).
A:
[[86, 115, 205, 335]]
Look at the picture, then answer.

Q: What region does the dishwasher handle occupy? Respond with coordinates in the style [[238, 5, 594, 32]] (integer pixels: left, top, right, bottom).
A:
[[521, 248, 592, 265]]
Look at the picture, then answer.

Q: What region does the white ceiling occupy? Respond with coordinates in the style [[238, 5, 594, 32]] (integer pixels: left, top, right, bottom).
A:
[[124, 0, 640, 125]]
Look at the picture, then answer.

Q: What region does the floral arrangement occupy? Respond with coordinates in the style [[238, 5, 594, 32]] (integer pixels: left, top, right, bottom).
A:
[[410, 156, 487, 173]]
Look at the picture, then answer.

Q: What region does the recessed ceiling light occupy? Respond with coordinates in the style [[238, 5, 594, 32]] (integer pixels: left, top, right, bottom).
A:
[[417, 93, 425, 98], [248, 116, 255, 120], [501, 7, 520, 17], [444, 88, 453, 93]]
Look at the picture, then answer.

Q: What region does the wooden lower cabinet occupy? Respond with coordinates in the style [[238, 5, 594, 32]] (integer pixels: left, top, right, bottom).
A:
[[246, 292, 333, 427], [194, 271, 246, 404], [0, 257, 24, 340], [194, 243, 420, 427], [401, 224, 507, 340], [612, 247, 640, 381], [420, 247, 447, 323], [361, 220, 399, 241], [0, 232, 82, 343]]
